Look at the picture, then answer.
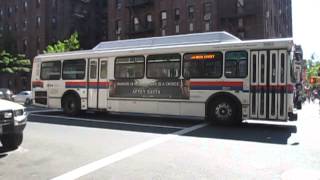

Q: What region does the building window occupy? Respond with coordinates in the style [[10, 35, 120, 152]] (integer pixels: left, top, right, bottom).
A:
[[115, 20, 121, 35], [133, 17, 140, 32], [188, 6, 194, 19], [0, 9, 3, 17], [203, 2, 212, 20], [174, 8, 180, 21], [14, 23, 18, 31], [52, 17, 57, 29], [8, 25, 12, 31], [23, 20, 28, 31], [160, 11, 167, 28], [36, 0, 41, 8], [37, 37, 41, 50], [205, 22, 211, 31], [146, 14, 152, 28], [238, 18, 243, 28], [24, 1, 28, 12], [175, 24, 180, 33], [23, 39, 28, 53], [8, 7, 13, 17], [237, 0, 244, 14], [37, 16, 41, 28], [116, 0, 122, 9], [52, 0, 57, 9], [161, 29, 166, 36], [189, 23, 194, 32]]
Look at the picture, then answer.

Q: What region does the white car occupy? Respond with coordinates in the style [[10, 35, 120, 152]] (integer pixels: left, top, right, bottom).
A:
[[0, 99, 27, 150], [13, 91, 32, 105]]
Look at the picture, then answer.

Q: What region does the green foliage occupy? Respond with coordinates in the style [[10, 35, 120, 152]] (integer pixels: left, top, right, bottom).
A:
[[44, 32, 80, 53], [0, 51, 31, 74]]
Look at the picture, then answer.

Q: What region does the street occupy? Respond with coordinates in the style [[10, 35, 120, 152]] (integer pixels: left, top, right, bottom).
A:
[[0, 102, 320, 180]]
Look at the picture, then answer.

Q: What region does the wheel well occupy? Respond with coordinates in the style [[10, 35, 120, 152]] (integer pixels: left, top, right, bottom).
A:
[[205, 92, 242, 118], [61, 90, 81, 107]]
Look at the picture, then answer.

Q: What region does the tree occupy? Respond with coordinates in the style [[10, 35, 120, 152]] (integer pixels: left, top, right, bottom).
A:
[[44, 32, 80, 53], [306, 53, 320, 87], [0, 51, 31, 74]]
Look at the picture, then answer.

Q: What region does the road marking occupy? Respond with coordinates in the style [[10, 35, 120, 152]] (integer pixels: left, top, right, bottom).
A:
[[52, 123, 207, 180], [30, 114, 187, 129]]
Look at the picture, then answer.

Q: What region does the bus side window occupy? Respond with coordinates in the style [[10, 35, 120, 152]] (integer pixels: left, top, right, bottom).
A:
[[225, 51, 248, 78], [183, 52, 223, 78], [114, 56, 145, 79], [100, 61, 108, 79], [147, 54, 181, 79], [62, 59, 86, 80]]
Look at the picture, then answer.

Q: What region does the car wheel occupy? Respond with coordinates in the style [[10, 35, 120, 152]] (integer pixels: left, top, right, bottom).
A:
[[0, 134, 23, 150], [24, 98, 31, 105]]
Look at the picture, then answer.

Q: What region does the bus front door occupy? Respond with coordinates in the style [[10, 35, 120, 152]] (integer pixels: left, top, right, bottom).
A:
[[250, 50, 288, 121]]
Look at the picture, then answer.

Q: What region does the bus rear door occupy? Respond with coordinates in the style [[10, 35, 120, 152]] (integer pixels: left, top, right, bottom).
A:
[[87, 58, 109, 110]]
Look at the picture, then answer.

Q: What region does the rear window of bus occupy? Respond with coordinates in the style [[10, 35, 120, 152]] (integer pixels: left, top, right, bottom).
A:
[[40, 61, 61, 80]]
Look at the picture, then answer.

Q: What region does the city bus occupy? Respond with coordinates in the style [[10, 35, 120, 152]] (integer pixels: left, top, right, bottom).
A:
[[31, 32, 299, 125]]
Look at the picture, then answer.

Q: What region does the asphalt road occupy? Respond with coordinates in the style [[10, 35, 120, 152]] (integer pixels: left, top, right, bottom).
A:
[[0, 102, 320, 180]]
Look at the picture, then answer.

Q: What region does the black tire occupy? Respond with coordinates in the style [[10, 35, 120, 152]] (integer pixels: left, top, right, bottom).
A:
[[62, 94, 81, 116], [0, 134, 23, 150], [208, 98, 241, 125], [24, 98, 31, 105]]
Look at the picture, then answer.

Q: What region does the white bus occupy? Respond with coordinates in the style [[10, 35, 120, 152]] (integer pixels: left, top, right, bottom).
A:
[[31, 32, 299, 125]]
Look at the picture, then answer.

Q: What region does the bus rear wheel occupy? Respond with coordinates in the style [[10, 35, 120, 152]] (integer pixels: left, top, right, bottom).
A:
[[208, 98, 241, 125], [62, 95, 81, 116]]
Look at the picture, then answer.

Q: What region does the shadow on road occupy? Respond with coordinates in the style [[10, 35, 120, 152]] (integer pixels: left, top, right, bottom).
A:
[[29, 111, 297, 145], [185, 122, 297, 145], [0, 147, 10, 158]]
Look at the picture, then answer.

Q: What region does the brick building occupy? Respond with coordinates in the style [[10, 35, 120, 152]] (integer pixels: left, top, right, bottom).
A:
[[108, 0, 292, 41], [0, 0, 107, 92], [0, 0, 292, 92], [0, 0, 107, 59]]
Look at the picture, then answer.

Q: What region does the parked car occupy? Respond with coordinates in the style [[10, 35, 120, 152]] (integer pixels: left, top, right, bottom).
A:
[[0, 99, 27, 150], [13, 91, 32, 105], [0, 88, 13, 101]]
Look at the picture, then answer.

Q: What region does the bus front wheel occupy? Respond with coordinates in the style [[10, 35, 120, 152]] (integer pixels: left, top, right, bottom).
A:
[[62, 95, 81, 116], [208, 98, 241, 125]]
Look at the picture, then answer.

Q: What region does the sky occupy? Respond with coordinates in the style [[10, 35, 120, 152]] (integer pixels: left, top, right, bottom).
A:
[[292, 0, 320, 60]]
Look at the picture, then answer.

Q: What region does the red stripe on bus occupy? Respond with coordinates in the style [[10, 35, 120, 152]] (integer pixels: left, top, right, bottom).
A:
[[65, 81, 110, 87], [32, 81, 44, 87], [190, 81, 243, 87]]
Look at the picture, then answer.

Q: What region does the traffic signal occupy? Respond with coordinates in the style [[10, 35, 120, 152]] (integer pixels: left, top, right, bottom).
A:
[[310, 77, 316, 84]]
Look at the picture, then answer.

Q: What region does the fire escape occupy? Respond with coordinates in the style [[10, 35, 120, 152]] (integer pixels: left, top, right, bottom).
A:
[[218, 0, 256, 39], [127, 0, 155, 39]]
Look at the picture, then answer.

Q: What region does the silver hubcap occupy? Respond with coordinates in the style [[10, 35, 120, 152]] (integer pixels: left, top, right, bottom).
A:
[[215, 103, 232, 120]]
